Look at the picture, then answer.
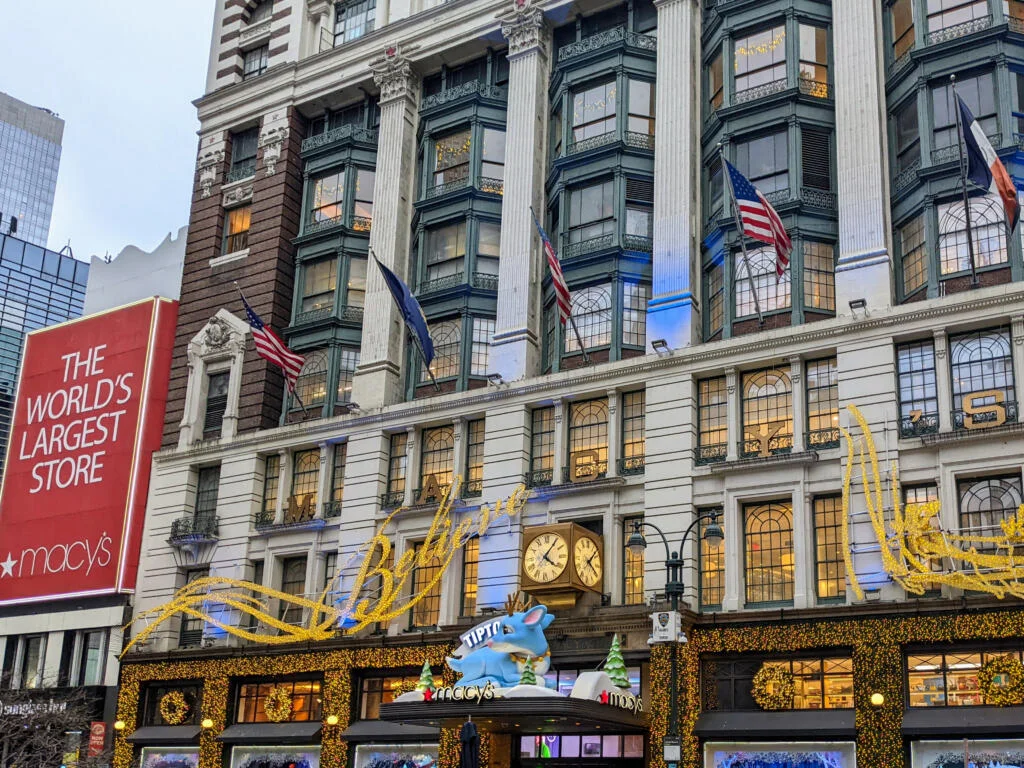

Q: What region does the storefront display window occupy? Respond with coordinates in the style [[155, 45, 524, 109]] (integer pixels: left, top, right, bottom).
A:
[[911, 739, 1024, 768], [140, 749, 200, 768], [907, 650, 1024, 707], [353, 743, 438, 768], [705, 743, 855, 768], [230, 746, 320, 768]]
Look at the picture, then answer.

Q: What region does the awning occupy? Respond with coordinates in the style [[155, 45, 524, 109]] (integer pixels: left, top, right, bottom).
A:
[[902, 706, 1024, 736], [216, 723, 323, 744], [340, 720, 440, 742], [127, 726, 202, 745], [380, 698, 647, 734], [695, 711, 856, 739]]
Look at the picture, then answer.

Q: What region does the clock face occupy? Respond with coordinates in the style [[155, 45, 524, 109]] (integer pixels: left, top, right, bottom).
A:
[[573, 536, 603, 588], [524, 532, 570, 584]]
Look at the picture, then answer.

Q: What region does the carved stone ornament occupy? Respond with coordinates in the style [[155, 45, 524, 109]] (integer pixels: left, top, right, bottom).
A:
[[204, 316, 233, 350], [222, 183, 254, 207], [259, 126, 288, 176], [187, 310, 249, 366], [369, 43, 420, 104], [499, 0, 547, 58], [197, 149, 225, 199], [306, 0, 331, 22]]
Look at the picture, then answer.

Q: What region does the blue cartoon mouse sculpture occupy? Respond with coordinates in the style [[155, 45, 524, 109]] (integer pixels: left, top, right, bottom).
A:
[[447, 604, 555, 688]]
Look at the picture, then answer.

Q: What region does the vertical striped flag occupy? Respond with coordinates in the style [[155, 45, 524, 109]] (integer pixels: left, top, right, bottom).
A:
[[240, 294, 305, 392], [724, 159, 793, 278], [530, 208, 572, 324], [957, 95, 1019, 234]]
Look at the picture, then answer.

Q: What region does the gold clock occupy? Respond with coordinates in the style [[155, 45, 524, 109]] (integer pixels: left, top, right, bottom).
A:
[[573, 536, 603, 588], [523, 531, 570, 584]]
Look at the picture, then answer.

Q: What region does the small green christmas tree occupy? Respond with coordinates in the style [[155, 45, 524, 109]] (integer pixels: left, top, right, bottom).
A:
[[415, 660, 435, 692], [519, 657, 538, 686], [603, 634, 631, 689]]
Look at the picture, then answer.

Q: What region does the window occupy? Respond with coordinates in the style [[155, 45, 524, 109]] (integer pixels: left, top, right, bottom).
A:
[[736, 130, 788, 194], [327, 443, 346, 517], [628, 79, 656, 135], [230, 127, 258, 179], [798, 25, 829, 96], [336, 347, 360, 403], [529, 407, 555, 487], [301, 258, 338, 313], [735, 248, 791, 319], [550, 105, 563, 159], [424, 319, 461, 381], [625, 178, 654, 241], [702, 657, 853, 711], [622, 282, 650, 347], [744, 501, 794, 605], [481, 128, 506, 181], [699, 509, 725, 609], [571, 80, 617, 142], [542, 666, 642, 698], [224, 205, 251, 254], [470, 317, 494, 377], [261, 454, 280, 520], [248, 0, 273, 23], [567, 398, 609, 481], [566, 285, 612, 353], [410, 543, 442, 628], [938, 199, 1008, 275], [179, 568, 208, 647], [926, 0, 989, 33], [897, 340, 938, 435], [697, 377, 728, 463], [76, 630, 106, 686], [462, 536, 480, 616], [334, 0, 375, 45], [741, 368, 793, 457], [359, 674, 420, 719], [434, 129, 472, 187], [323, 552, 339, 594], [707, 156, 724, 217], [242, 45, 269, 80], [621, 390, 645, 473], [708, 51, 724, 110], [568, 180, 615, 244], [385, 432, 408, 506], [424, 221, 467, 283], [904, 484, 942, 593], [908, 650, 1024, 707], [803, 241, 835, 313], [895, 98, 920, 175], [705, 258, 724, 338], [806, 357, 839, 448], [892, 0, 915, 58], [279, 556, 308, 624], [347, 256, 366, 307], [294, 350, 328, 408], [143, 685, 202, 726], [252, 559, 265, 587], [734, 25, 786, 94], [354, 169, 375, 229], [476, 221, 501, 276], [310, 171, 345, 225], [1009, 0, 1024, 22], [203, 371, 229, 439], [813, 496, 845, 601], [16, 635, 44, 688], [949, 327, 1016, 428], [465, 419, 485, 497], [521, 734, 643, 761], [237, 679, 322, 722], [288, 449, 320, 520], [932, 73, 995, 151], [801, 127, 831, 191], [958, 475, 1023, 553], [900, 214, 928, 295], [419, 425, 455, 501], [623, 516, 645, 605], [196, 466, 221, 517]]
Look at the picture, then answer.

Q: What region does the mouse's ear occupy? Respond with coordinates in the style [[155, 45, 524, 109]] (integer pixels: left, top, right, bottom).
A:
[[522, 605, 547, 625]]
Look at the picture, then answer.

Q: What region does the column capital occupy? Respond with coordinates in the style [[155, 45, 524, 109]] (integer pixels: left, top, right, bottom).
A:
[[499, 1, 548, 58], [370, 43, 421, 104], [653, 0, 698, 9]]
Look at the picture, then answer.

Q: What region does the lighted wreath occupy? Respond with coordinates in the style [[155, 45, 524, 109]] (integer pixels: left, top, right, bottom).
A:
[[263, 686, 293, 722], [158, 690, 190, 725], [979, 656, 1024, 706], [752, 664, 795, 711]]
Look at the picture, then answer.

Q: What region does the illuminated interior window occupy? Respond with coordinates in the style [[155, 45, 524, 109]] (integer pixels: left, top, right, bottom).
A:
[[744, 501, 794, 606]]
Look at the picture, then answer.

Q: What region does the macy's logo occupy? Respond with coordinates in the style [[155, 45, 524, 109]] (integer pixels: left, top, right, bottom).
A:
[[0, 533, 113, 579]]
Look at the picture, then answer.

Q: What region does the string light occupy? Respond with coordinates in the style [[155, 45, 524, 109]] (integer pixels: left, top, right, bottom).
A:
[[734, 30, 786, 62]]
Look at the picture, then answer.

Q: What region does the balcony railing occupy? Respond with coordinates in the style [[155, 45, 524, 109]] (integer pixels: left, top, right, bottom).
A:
[[557, 26, 656, 63], [305, 213, 346, 236], [1011, 16, 1024, 34], [893, 158, 922, 194], [225, 160, 256, 183], [952, 400, 1019, 431], [300, 124, 379, 153], [618, 455, 646, 476], [352, 216, 373, 233], [733, 78, 788, 106], [170, 513, 219, 542], [340, 305, 364, 322], [926, 15, 992, 46], [294, 306, 333, 325], [462, 479, 483, 499], [695, 443, 728, 466], [419, 273, 465, 295], [567, 130, 619, 156], [932, 134, 1002, 166], [562, 460, 609, 483], [472, 272, 499, 291], [899, 413, 940, 438], [798, 77, 830, 99], [622, 234, 654, 253], [323, 500, 343, 519], [179, 628, 204, 648], [477, 176, 504, 195], [412, 484, 451, 505], [420, 81, 508, 111], [807, 427, 841, 450], [424, 177, 471, 200], [381, 490, 404, 509], [624, 131, 655, 151], [254, 508, 276, 527], [800, 188, 837, 211], [739, 434, 794, 460], [562, 233, 616, 260], [526, 468, 553, 488]]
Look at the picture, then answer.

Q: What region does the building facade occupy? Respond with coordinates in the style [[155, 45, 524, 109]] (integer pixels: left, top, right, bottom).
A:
[[118, 1, 1024, 768], [0, 91, 64, 249]]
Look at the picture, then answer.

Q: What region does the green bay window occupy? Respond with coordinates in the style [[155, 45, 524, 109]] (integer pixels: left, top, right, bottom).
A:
[[481, 128, 506, 185], [294, 350, 328, 408], [705, 257, 725, 338], [424, 221, 467, 284], [336, 347, 359, 403], [433, 128, 472, 188], [424, 319, 461, 381], [708, 50, 724, 111], [311, 171, 345, 224], [622, 282, 650, 348], [891, 0, 915, 59], [566, 284, 613, 354], [568, 180, 615, 245], [733, 25, 787, 96], [735, 248, 791, 318], [301, 258, 337, 315], [627, 79, 656, 137], [736, 130, 788, 195], [476, 221, 501, 277], [899, 214, 928, 297], [571, 81, 617, 143], [926, 0, 989, 34], [470, 317, 495, 377], [798, 24, 829, 97], [932, 72, 995, 154], [894, 98, 920, 175], [353, 169, 375, 230], [346, 256, 366, 308], [938, 199, 1008, 276]]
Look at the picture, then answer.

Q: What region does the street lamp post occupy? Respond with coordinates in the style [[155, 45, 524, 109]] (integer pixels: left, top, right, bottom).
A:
[[626, 512, 724, 766]]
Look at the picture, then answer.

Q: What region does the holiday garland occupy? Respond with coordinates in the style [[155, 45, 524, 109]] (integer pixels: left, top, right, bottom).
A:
[[158, 690, 189, 725], [979, 655, 1024, 706], [751, 664, 795, 710], [263, 686, 293, 722]]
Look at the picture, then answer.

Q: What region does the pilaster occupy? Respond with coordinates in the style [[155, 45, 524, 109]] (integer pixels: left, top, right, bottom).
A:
[[352, 44, 421, 409], [275, 449, 290, 524], [647, 0, 702, 351], [606, 389, 619, 478], [492, 1, 550, 381], [552, 399, 566, 486], [403, 425, 418, 507], [934, 329, 952, 433], [1012, 316, 1024, 399], [792, 488, 810, 609], [725, 367, 739, 461], [790, 357, 805, 453], [315, 441, 330, 517]]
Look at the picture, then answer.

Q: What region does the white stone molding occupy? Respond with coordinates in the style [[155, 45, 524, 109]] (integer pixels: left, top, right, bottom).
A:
[[178, 310, 250, 448], [259, 125, 289, 177], [240, 18, 273, 46], [306, 0, 332, 22], [369, 43, 421, 104], [222, 181, 254, 208], [209, 248, 250, 268], [197, 148, 225, 199], [498, 0, 547, 59]]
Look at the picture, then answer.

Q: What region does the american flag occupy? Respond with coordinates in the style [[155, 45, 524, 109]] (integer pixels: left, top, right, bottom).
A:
[[240, 294, 305, 391], [725, 159, 792, 278], [530, 209, 572, 324]]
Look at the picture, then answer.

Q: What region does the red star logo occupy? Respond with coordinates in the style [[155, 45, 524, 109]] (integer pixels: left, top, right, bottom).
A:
[[599, 690, 609, 705], [385, 46, 396, 57], [423, 688, 433, 701]]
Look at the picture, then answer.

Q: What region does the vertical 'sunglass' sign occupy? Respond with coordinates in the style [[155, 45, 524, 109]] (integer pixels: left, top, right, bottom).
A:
[[0, 298, 177, 604]]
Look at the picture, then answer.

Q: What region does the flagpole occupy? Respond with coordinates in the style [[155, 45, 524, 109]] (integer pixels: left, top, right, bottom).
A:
[[529, 206, 590, 364], [719, 144, 765, 325], [951, 75, 980, 288]]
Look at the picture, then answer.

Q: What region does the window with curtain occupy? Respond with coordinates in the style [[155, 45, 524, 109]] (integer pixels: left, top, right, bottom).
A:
[[565, 284, 613, 353], [697, 377, 728, 463], [798, 24, 829, 97], [462, 537, 480, 616], [242, 45, 269, 80], [741, 368, 793, 457], [301, 258, 337, 314], [938, 199, 1007, 275], [386, 432, 408, 505], [744, 501, 794, 605], [895, 98, 920, 175], [294, 349, 329, 407], [900, 213, 927, 295], [334, 0, 375, 45], [734, 248, 791, 318], [530, 407, 555, 486], [891, 0, 915, 58], [736, 130, 788, 194], [705, 258, 725, 338], [628, 79, 656, 135], [932, 72, 995, 151], [410, 543, 443, 628], [708, 51, 724, 110], [926, 0, 989, 32], [224, 206, 251, 254], [476, 221, 501, 277], [470, 317, 495, 377], [568, 180, 615, 244], [424, 319, 461, 381], [481, 128, 506, 181], [814, 496, 845, 601], [419, 425, 455, 500], [290, 449, 321, 515], [897, 339, 938, 435], [803, 241, 835, 312], [734, 25, 786, 94], [262, 454, 280, 520], [336, 347, 360, 403], [424, 221, 467, 283], [346, 256, 366, 307], [353, 169, 375, 229], [806, 357, 839, 448], [958, 475, 1023, 553], [621, 391, 646, 472], [572, 80, 617, 141], [699, 509, 725, 609], [464, 419, 485, 497], [279, 556, 308, 624], [949, 327, 1016, 428], [433, 128, 472, 187], [311, 171, 345, 224], [622, 282, 650, 347], [567, 398, 609, 481], [623, 516, 645, 605]]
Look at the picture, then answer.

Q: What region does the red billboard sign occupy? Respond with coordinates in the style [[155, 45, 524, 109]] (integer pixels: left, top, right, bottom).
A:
[[0, 297, 177, 605]]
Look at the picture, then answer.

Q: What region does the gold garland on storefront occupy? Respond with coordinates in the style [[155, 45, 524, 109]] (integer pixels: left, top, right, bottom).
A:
[[158, 690, 189, 725], [751, 664, 795, 710], [979, 655, 1024, 706], [263, 686, 293, 722]]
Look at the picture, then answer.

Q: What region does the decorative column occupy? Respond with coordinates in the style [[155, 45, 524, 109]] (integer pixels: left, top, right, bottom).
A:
[[790, 356, 806, 453], [552, 399, 567, 485], [492, 0, 550, 382], [725, 368, 739, 461], [647, 0, 702, 351], [403, 426, 418, 507], [606, 390, 619, 478], [352, 44, 421, 409], [933, 330, 952, 433], [275, 448, 289, 524], [315, 441, 330, 517], [833, 0, 893, 314]]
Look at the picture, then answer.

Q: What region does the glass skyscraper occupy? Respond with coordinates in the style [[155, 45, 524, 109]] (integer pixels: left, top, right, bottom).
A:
[[0, 233, 88, 477], [0, 91, 64, 249]]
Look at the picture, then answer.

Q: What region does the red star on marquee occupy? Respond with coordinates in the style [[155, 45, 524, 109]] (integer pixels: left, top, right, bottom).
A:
[[423, 688, 433, 701], [599, 690, 609, 705]]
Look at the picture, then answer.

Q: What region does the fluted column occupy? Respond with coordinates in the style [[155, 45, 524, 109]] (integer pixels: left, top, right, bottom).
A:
[[833, 0, 893, 313], [352, 44, 421, 408], [491, 1, 550, 381], [647, 0, 702, 351]]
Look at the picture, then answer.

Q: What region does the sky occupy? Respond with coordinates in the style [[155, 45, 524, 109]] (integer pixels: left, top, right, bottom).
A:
[[0, 1, 215, 261]]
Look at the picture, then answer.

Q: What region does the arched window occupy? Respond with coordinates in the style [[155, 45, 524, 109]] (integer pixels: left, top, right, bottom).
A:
[[734, 248, 791, 318], [565, 284, 612, 353], [949, 327, 1016, 419], [289, 448, 321, 520], [567, 398, 609, 481], [419, 425, 455, 493], [938, 198, 1007, 276], [957, 475, 1023, 554], [741, 368, 793, 457], [424, 320, 461, 381], [744, 501, 794, 605], [294, 350, 328, 407]]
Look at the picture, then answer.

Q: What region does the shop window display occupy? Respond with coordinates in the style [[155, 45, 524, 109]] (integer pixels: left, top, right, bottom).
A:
[[230, 746, 320, 768], [353, 744, 438, 768], [140, 749, 199, 768], [234, 679, 322, 722], [907, 650, 1024, 707], [702, 657, 853, 711]]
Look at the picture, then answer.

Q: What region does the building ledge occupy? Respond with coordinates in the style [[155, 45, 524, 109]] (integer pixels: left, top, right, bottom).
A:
[[707, 450, 818, 474], [919, 420, 1024, 446], [209, 248, 248, 268], [528, 476, 627, 498]]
